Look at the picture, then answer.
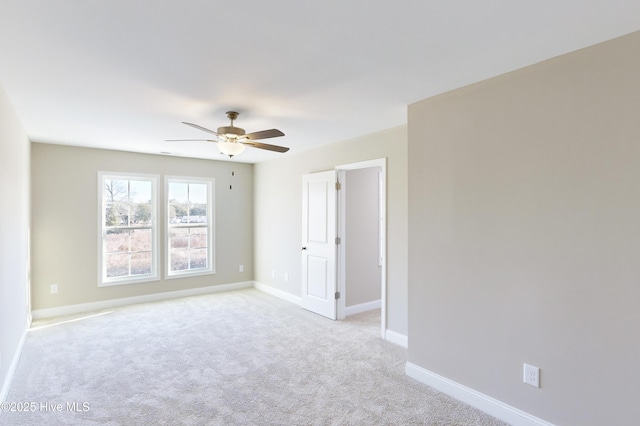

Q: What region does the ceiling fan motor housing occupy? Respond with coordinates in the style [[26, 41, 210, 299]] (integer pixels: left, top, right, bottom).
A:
[[217, 125, 246, 138]]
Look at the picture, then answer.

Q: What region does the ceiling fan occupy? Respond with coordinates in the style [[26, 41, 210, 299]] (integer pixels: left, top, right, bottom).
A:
[[166, 111, 289, 157]]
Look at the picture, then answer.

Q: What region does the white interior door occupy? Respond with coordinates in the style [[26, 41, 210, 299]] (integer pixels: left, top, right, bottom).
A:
[[301, 170, 337, 319]]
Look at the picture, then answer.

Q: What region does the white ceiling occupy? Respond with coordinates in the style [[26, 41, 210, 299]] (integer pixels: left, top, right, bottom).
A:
[[1, 1, 640, 163]]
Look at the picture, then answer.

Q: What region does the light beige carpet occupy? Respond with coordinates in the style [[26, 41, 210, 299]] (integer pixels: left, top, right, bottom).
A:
[[1, 289, 506, 425]]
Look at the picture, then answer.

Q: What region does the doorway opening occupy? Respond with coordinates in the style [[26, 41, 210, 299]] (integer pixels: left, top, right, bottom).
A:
[[336, 159, 386, 338]]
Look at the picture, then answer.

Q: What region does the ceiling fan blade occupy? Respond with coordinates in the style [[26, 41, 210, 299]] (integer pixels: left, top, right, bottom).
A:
[[182, 122, 220, 136], [244, 129, 285, 140], [241, 141, 289, 153]]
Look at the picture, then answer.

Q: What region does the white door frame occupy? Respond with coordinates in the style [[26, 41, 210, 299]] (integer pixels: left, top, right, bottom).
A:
[[335, 158, 387, 338]]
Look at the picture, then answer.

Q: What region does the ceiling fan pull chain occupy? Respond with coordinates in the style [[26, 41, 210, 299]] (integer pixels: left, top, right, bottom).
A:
[[227, 158, 235, 190]]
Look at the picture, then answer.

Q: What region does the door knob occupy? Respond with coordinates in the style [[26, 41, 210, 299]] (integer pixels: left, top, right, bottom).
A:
[[301, 247, 307, 250]]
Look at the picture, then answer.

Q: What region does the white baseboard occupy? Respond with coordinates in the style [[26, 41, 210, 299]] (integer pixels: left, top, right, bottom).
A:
[[405, 362, 555, 426], [0, 319, 29, 403], [344, 299, 381, 316], [385, 329, 408, 348], [31, 281, 254, 320], [253, 281, 302, 306]]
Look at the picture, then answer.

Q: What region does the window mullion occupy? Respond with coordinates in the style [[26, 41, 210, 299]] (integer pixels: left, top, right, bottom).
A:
[[187, 226, 192, 270]]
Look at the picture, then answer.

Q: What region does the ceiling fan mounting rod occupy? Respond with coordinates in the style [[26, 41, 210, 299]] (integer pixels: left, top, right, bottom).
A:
[[226, 111, 239, 125], [218, 111, 245, 139]]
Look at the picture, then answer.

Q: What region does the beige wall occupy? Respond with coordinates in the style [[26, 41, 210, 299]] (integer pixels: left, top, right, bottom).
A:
[[30, 143, 253, 310], [408, 30, 640, 425], [254, 126, 408, 335], [0, 83, 31, 399]]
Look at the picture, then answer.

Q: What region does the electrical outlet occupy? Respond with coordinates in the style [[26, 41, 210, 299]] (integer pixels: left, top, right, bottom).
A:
[[284, 272, 289, 281], [523, 363, 540, 388], [272, 270, 276, 279], [239, 264, 244, 273], [50, 284, 59, 294]]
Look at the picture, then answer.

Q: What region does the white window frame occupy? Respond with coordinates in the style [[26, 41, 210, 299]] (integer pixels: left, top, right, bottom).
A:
[[165, 176, 215, 278], [98, 172, 160, 287]]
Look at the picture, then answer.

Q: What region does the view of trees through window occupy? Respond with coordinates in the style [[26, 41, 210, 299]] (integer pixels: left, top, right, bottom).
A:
[[168, 181, 210, 274], [103, 177, 154, 279]]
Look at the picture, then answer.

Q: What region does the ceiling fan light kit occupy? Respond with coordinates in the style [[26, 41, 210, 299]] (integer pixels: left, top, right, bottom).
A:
[[217, 141, 246, 157], [166, 111, 289, 158]]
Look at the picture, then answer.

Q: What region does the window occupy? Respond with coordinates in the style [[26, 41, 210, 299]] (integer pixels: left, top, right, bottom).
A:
[[99, 173, 159, 286], [166, 177, 214, 277]]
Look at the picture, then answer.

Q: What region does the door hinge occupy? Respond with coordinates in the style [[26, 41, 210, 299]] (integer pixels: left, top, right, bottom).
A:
[[335, 291, 341, 300], [335, 237, 341, 245], [335, 181, 341, 190]]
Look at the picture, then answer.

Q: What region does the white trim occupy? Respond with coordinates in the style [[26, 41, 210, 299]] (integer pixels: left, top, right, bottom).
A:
[[336, 159, 387, 170], [335, 158, 387, 338], [344, 299, 381, 316], [385, 329, 408, 348], [164, 269, 215, 280], [405, 363, 555, 426], [31, 281, 253, 320], [0, 319, 29, 403], [254, 281, 302, 306], [336, 168, 347, 321]]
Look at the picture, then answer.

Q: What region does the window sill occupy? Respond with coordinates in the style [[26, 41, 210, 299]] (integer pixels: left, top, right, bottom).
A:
[[165, 269, 216, 280], [99, 275, 160, 287]]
